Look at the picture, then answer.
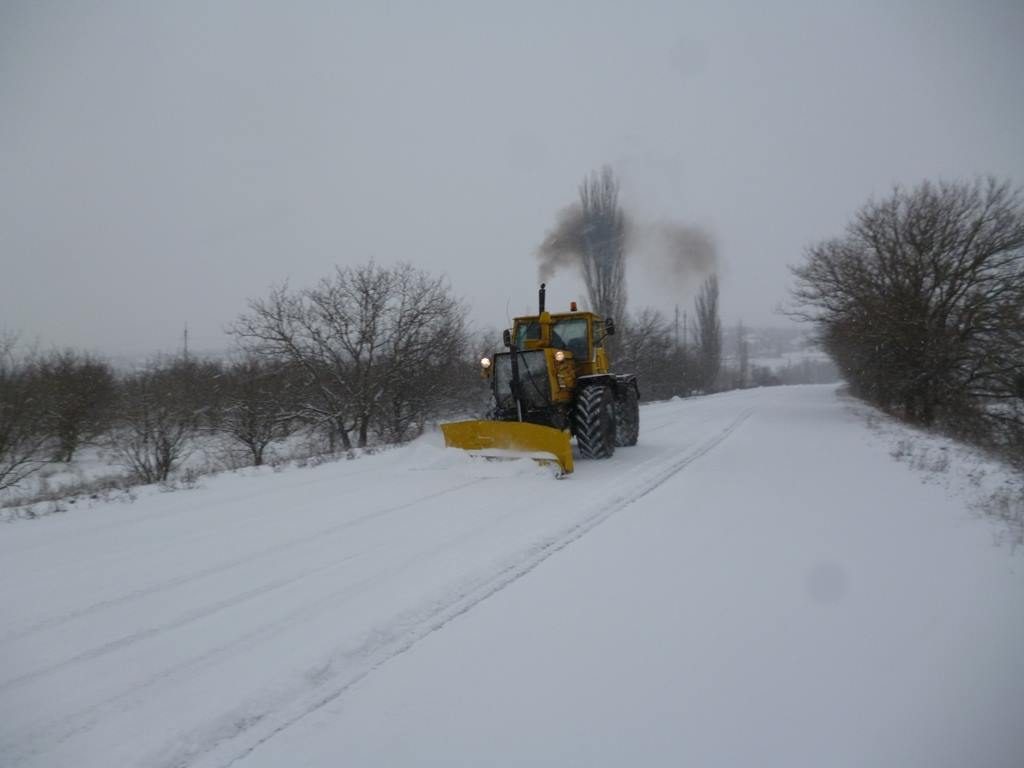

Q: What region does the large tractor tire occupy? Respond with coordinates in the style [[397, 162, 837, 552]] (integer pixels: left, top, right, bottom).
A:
[[614, 386, 639, 447], [574, 384, 616, 459]]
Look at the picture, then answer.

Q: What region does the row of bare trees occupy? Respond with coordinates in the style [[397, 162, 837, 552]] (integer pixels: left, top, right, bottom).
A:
[[617, 275, 723, 400], [1, 263, 479, 494], [791, 177, 1024, 462], [0, 350, 268, 489]]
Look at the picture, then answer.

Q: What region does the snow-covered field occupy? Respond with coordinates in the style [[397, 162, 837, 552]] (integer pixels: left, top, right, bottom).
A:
[[1, 385, 1021, 767]]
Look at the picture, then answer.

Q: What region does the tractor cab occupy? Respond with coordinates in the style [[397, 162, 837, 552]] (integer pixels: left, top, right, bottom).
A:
[[511, 308, 613, 376]]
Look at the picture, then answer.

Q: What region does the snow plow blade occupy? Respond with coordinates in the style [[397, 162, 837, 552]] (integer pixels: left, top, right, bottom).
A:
[[441, 420, 574, 474]]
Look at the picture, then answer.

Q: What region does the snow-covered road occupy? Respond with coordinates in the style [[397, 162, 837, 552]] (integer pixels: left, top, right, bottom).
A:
[[2, 386, 1021, 767]]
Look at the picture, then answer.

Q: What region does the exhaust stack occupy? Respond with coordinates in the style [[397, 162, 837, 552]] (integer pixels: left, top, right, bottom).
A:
[[538, 283, 546, 314]]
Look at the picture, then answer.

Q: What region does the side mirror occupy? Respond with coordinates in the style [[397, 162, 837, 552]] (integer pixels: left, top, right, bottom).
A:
[[604, 318, 616, 336], [502, 329, 512, 348]]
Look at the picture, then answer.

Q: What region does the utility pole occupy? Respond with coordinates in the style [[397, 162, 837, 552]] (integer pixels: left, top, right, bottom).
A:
[[183, 323, 189, 362], [674, 305, 680, 350]]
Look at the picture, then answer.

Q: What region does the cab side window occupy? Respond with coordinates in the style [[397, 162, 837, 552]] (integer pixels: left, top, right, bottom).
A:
[[515, 322, 541, 346]]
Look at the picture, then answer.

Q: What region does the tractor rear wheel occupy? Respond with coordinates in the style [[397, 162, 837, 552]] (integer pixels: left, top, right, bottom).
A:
[[614, 386, 639, 447], [574, 384, 616, 459]]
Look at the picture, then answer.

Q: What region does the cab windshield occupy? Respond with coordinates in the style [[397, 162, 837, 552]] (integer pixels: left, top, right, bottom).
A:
[[513, 317, 589, 358], [551, 318, 589, 358]]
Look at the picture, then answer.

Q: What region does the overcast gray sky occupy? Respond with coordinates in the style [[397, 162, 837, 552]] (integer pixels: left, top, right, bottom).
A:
[[2, 0, 1022, 355]]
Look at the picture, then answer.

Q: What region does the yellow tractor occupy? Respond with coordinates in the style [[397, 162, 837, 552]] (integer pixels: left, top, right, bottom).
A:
[[442, 285, 639, 474]]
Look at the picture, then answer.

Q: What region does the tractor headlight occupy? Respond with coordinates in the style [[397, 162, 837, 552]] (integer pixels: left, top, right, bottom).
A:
[[480, 356, 491, 369], [554, 350, 565, 362]]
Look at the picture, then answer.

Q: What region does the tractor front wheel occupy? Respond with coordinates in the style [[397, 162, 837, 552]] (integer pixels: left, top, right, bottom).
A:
[[574, 384, 616, 459]]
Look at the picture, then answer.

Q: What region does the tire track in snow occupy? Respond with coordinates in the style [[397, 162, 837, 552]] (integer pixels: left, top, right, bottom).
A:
[[0, 550, 374, 695], [3, 476, 539, 766], [4, 455, 399, 551], [181, 409, 753, 768], [0, 458, 425, 593], [0, 479, 483, 684], [4, 410, 750, 767]]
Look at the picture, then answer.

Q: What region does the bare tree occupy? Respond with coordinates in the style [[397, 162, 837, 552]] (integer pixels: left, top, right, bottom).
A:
[[109, 358, 211, 483], [36, 350, 116, 462], [0, 339, 52, 491], [372, 266, 469, 442], [232, 262, 468, 449], [693, 275, 722, 393], [218, 357, 298, 466], [791, 177, 1024, 460], [579, 166, 628, 329], [736, 320, 749, 389], [231, 272, 376, 451], [618, 308, 673, 399]]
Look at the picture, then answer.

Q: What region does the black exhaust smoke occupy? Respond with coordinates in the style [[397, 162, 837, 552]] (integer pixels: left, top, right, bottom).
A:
[[536, 207, 718, 296]]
